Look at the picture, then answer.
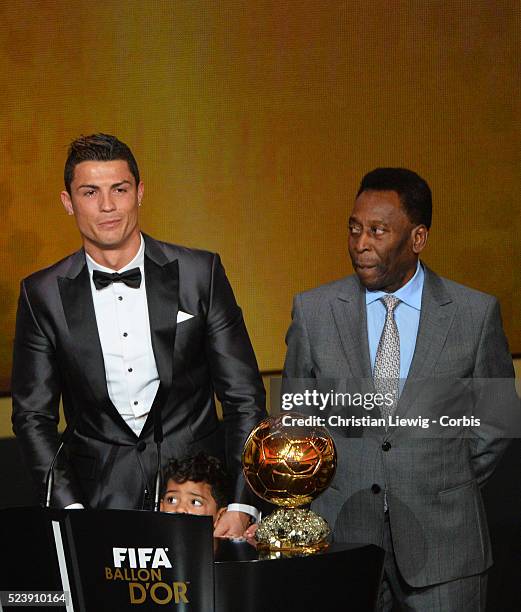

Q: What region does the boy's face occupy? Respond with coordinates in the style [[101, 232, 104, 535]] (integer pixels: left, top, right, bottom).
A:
[[160, 479, 226, 525]]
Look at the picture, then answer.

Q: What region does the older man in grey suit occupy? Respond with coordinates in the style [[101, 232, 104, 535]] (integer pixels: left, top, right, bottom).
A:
[[283, 168, 515, 611]]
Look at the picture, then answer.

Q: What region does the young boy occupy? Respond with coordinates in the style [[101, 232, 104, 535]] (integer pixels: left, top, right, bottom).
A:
[[160, 453, 228, 528]]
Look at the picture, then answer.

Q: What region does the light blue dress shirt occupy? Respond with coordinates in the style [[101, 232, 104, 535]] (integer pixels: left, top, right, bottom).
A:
[[366, 261, 424, 381]]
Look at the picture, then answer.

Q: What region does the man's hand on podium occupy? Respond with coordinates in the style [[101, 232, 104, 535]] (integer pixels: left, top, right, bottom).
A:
[[213, 510, 251, 538]]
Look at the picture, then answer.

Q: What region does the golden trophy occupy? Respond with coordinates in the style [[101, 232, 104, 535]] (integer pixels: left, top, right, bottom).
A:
[[242, 414, 336, 554]]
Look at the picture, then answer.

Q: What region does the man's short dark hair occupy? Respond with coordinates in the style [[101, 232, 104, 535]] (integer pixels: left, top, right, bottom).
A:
[[64, 133, 140, 195], [357, 167, 432, 229], [162, 452, 229, 509]]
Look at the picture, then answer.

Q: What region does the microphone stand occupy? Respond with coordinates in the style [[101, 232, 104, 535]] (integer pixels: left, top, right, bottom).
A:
[[44, 441, 65, 508], [43, 416, 77, 508], [152, 388, 165, 512]]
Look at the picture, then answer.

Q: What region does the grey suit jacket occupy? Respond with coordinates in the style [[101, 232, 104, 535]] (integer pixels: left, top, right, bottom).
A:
[[283, 264, 515, 587]]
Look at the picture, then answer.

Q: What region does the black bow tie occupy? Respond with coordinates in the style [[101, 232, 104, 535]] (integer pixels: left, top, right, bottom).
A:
[[92, 268, 142, 290]]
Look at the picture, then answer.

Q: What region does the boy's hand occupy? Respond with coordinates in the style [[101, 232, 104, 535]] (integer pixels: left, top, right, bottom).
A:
[[213, 510, 250, 537], [243, 522, 258, 544], [243, 523, 259, 540]]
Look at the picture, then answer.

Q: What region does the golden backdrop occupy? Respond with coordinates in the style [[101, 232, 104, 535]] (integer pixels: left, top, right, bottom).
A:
[[1, 0, 520, 393]]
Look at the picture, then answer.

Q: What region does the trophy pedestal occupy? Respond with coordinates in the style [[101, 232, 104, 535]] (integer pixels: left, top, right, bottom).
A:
[[255, 508, 330, 555]]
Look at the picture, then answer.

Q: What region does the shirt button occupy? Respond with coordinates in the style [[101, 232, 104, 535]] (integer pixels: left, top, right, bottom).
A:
[[382, 441, 391, 452], [134, 400, 138, 405], [118, 296, 123, 301], [371, 484, 381, 494], [128, 368, 133, 373], [123, 332, 128, 337]]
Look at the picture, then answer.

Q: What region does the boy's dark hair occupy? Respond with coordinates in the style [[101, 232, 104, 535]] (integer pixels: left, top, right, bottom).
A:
[[162, 452, 229, 509], [64, 133, 140, 195], [357, 167, 432, 229]]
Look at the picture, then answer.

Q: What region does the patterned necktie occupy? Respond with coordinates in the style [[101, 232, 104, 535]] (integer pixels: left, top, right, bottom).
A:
[[374, 295, 401, 421], [92, 268, 142, 290]]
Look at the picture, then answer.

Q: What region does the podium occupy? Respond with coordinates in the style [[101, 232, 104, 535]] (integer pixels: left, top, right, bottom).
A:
[[215, 540, 384, 611], [0, 508, 214, 611], [0, 508, 384, 611]]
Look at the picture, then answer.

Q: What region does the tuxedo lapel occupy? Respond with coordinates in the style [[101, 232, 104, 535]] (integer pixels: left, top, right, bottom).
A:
[[58, 250, 112, 409], [58, 238, 180, 440], [143, 236, 179, 392], [330, 278, 373, 380]]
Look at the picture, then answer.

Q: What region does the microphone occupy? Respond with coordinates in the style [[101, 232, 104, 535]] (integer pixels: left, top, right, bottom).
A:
[[44, 421, 77, 508], [153, 441, 162, 512], [44, 441, 65, 508], [151, 387, 165, 512]]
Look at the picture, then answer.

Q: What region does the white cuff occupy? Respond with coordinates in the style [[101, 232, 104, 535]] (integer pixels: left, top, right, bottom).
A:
[[64, 503, 85, 509], [227, 503, 260, 522]]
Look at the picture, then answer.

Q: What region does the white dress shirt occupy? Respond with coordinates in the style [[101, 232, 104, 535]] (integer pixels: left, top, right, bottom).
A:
[[86, 236, 159, 437]]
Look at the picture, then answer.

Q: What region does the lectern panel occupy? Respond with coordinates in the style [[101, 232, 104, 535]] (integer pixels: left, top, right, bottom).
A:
[[65, 510, 214, 612]]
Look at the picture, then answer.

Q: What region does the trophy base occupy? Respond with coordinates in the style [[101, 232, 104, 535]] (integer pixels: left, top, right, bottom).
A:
[[255, 508, 330, 555]]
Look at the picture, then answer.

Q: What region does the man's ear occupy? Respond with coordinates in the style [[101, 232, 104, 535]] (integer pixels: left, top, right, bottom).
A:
[[137, 181, 144, 206], [412, 225, 428, 254], [213, 507, 227, 527], [60, 191, 74, 216]]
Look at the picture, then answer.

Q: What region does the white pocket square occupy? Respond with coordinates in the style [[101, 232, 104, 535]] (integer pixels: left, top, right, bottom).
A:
[[177, 310, 194, 323]]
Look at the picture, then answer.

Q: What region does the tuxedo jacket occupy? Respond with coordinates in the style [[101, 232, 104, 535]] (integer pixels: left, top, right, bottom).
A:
[[283, 265, 515, 588], [12, 234, 266, 510]]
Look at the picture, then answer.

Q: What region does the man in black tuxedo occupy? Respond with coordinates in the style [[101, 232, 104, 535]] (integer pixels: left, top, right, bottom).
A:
[[11, 133, 266, 536]]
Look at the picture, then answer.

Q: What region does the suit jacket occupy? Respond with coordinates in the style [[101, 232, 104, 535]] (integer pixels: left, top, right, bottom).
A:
[[12, 234, 266, 510], [283, 264, 515, 588]]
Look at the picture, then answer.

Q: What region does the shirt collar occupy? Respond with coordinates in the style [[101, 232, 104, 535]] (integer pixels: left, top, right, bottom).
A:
[[86, 234, 145, 274], [365, 260, 424, 310]]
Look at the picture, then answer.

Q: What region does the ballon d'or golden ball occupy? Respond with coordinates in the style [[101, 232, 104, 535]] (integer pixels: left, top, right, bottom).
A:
[[242, 414, 336, 508]]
